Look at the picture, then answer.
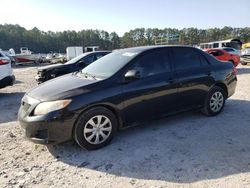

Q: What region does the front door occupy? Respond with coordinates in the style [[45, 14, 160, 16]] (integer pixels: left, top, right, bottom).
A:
[[121, 49, 179, 125]]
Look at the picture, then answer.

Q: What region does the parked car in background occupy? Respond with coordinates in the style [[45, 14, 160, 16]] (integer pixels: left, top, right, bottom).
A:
[[44, 53, 66, 64], [19, 46, 237, 150], [241, 46, 250, 65], [2, 51, 16, 65], [0, 50, 15, 89], [35, 51, 111, 84], [221, 47, 241, 56], [204, 48, 240, 67]]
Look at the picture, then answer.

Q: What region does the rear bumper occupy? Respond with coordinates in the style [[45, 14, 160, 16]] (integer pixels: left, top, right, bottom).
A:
[[0, 75, 15, 88], [227, 76, 237, 98]]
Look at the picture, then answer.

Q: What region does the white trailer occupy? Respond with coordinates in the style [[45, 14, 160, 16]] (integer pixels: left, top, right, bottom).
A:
[[66, 46, 83, 61], [84, 46, 99, 52]]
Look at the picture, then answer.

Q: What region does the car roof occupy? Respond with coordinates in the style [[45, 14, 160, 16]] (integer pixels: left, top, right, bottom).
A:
[[113, 45, 196, 53], [222, 47, 235, 50], [84, 51, 111, 55], [221, 47, 237, 51], [205, 48, 230, 54]]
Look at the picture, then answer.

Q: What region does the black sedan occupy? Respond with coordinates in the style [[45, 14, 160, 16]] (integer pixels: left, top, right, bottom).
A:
[[35, 51, 110, 83], [18, 46, 237, 150]]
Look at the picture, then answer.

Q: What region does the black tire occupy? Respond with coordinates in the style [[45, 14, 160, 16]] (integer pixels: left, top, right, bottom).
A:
[[202, 86, 226, 116], [241, 61, 247, 65], [74, 107, 118, 150]]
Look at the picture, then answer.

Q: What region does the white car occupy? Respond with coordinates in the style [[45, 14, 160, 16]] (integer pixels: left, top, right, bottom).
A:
[[241, 47, 250, 65], [0, 50, 15, 89]]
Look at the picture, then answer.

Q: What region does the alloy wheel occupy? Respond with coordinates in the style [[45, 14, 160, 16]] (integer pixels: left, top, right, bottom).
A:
[[209, 91, 224, 112], [83, 115, 112, 145]]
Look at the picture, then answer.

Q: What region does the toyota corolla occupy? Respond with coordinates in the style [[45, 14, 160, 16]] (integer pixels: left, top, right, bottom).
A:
[[18, 46, 237, 150]]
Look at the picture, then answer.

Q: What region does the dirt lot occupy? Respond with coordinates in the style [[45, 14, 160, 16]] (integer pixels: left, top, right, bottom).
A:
[[0, 65, 250, 188]]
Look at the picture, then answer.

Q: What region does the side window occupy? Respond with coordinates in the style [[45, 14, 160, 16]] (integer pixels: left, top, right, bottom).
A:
[[217, 51, 224, 56], [131, 50, 171, 78], [95, 53, 105, 60], [213, 43, 219, 48], [208, 51, 220, 56], [210, 50, 224, 56], [225, 48, 233, 52], [83, 54, 96, 65], [173, 48, 201, 71]]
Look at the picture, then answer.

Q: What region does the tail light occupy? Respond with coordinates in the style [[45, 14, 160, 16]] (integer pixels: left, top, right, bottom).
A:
[[0, 59, 10, 65]]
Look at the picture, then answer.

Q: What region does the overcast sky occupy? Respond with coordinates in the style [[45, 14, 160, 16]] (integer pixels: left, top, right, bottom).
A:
[[1, 0, 249, 36]]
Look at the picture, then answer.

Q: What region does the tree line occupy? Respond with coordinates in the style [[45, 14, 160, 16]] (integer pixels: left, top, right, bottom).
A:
[[0, 24, 250, 53]]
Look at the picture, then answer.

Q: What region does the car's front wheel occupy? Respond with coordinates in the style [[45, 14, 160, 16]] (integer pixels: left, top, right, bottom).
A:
[[74, 107, 117, 150], [202, 86, 226, 116]]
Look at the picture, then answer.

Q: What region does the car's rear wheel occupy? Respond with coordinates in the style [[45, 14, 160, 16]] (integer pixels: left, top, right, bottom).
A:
[[202, 86, 226, 116], [74, 107, 117, 150]]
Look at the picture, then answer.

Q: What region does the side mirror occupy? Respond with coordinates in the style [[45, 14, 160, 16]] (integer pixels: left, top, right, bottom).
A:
[[124, 70, 141, 80]]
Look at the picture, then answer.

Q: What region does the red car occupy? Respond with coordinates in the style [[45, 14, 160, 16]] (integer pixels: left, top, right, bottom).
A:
[[204, 49, 240, 67]]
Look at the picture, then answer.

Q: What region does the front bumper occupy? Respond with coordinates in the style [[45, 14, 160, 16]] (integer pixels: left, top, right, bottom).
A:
[[227, 75, 237, 98], [19, 114, 75, 144], [18, 96, 77, 144], [241, 56, 250, 64], [0, 75, 15, 88]]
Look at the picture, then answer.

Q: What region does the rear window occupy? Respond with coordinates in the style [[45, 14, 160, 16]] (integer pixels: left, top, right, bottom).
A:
[[208, 50, 224, 56], [224, 48, 234, 52], [213, 43, 219, 48]]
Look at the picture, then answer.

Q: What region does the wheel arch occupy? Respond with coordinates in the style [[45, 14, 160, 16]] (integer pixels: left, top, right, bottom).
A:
[[213, 82, 228, 98], [72, 103, 123, 138]]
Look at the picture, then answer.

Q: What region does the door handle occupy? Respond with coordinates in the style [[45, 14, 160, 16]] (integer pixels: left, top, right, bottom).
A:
[[207, 71, 212, 76]]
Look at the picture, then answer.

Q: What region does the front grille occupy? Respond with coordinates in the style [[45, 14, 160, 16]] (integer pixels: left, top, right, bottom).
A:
[[33, 129, 48, 140]]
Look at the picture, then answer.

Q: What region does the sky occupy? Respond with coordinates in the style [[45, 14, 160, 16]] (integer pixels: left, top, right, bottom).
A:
[[1, 0, 249, 36]]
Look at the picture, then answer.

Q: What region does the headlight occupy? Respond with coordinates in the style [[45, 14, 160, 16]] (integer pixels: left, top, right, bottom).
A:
[[33, 99, 71, 116]]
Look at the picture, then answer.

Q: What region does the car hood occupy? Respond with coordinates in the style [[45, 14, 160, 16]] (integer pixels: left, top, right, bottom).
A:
[[28, 74, 99, 101], [38, 63, 68, 71]]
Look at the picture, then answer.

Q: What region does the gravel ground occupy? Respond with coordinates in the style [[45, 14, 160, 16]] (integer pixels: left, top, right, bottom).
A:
[[0, 64, 250, 188]]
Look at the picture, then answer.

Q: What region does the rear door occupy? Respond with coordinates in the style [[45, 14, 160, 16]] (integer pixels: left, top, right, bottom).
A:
[[172, 47, 214, 109], [121, 49, 179, 124]]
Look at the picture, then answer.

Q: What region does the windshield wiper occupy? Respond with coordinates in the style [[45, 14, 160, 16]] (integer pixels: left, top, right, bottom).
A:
[[80, 72, 97, 80]]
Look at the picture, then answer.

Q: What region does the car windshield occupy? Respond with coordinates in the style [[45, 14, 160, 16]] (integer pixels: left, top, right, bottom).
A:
[[79, 50, 138, 78], [65, 53, 87, 65]]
